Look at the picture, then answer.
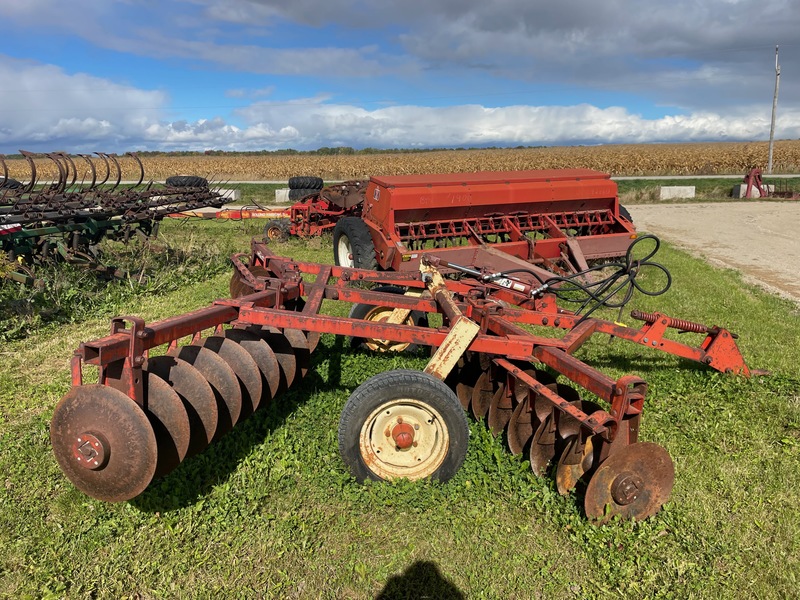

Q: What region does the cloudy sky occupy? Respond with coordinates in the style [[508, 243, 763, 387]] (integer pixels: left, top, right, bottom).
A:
[[0, 0, 798, 153]]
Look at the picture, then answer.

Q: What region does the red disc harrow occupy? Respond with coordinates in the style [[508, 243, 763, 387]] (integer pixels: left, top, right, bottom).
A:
[[51, 238, 756, 522]]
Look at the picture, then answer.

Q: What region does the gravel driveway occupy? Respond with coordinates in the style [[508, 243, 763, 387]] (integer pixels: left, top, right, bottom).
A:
[[627, 202, 800, 303]]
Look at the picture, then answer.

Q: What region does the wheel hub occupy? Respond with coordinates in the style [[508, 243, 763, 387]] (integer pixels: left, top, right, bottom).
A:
[[391, 421, 416, 449], [611, 472, 643, 505], [72, 432, 108, 470], [360, 399, 449, 480]]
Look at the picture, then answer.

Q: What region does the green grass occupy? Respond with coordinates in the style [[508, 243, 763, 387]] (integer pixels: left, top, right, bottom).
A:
[[1, 220, 799, 598]]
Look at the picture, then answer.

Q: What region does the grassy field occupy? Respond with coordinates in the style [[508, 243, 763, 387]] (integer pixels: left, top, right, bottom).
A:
[[1, 218, 799, 598]]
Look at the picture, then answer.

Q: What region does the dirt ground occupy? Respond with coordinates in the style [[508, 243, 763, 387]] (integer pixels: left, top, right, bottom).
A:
[[627, 202, 800, 303]]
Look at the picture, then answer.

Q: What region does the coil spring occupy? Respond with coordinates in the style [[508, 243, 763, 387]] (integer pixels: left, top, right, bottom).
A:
[[630, 310, 709, 334]]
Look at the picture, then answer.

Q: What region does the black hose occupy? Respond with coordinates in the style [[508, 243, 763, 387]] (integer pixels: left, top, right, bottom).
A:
[[496, 234, 672, 318]]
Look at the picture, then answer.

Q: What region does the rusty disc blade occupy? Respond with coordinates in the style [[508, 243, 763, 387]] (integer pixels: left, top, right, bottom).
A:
[[529, 412, 557, 476], [283, 297, 320, 353], [470, 370, 494, 420], [50, 384, 157, 502], [229, 271, 248, 299], [487, 383, 511, 437], [146, 354, 218, 458], [282, 328, 311, 379], [556, 399, 602, 440], [455, 360, 481, 411], [249, 327, 297, 392], [514, 369, 556, 404], [142, 368, 191, 479], [507, 397, 536, 456], [554, 399, 604, 494], [196, 335, 262, 421], [222, 329, 281, 406], [170, 345, 241, 441], [556, 435, 604, 496], [584, 442, 675, 524], [229, 265, 269, 299]]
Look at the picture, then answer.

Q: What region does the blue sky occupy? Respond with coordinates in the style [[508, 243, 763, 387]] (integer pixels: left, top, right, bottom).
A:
[[0, 0, 798, 153]]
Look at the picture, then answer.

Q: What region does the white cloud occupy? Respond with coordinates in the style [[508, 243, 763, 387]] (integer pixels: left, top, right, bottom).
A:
[[2, 54, 798, 153], [0, 56, 167, 152]]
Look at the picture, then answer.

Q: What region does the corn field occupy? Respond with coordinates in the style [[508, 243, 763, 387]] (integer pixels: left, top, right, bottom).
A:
[[4, 140, 800, 182]]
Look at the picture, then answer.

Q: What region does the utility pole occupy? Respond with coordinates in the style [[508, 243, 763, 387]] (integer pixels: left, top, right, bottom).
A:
[[767, 45, 780, 174]]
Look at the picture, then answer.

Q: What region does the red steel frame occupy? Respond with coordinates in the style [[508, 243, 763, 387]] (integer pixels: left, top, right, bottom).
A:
[[360, 169, 636, 272], [289, 195, 354, 237], [70, 241, 752, 458]]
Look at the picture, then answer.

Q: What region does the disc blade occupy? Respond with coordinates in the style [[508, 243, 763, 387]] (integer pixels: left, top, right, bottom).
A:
[[555, 435, 599, 495], [146, 354, 218, 457], [142, 368, 190, 479], [529, 413, 557, 476], [196, 335, 262, 421], [507, 398, 536, 456], [250, 327, 297, 392], [169, 345, 241, 441], [222, 329, 281, 406], [487, 383, 511, 437], [455, 363, 481, 411], [50, 385, 157, 502], [229, 265, 269, 299], [470, 370, 494, 420], [556, 399, 602, 440], [282, 328, 311, 379], [584, 442, 675, 523]]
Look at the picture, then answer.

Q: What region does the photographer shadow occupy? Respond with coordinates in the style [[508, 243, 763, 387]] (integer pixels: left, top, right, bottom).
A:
[[376, 561, 464, 600]]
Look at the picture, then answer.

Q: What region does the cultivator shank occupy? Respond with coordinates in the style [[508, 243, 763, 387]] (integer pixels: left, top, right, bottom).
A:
[[52, 240, 755, 522]]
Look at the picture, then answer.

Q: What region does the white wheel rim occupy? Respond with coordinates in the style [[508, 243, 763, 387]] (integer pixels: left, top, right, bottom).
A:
[[337, 235, 354, 267], [359, 399, 450, 480], [361, 306, 415, 352]]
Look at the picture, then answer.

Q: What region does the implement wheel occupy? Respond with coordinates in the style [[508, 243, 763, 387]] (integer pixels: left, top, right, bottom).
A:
[[263, 219, 290, 242], [338, 370, 468, 482], [348, 285, 427, 352], [333, 217, 378, 270]]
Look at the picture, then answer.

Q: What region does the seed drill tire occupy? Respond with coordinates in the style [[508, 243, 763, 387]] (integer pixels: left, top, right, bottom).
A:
[[332, 217, 378, 270]]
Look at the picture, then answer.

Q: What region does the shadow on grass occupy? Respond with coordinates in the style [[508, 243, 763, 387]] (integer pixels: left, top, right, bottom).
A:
[[376, 561, 464, 600], [577, 351, 716, 378], [131, 334, 350, 512]]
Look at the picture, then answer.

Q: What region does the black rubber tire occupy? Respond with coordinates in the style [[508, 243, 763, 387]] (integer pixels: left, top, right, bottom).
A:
[[263, 218, 291, 242], [288, 188, 319, 201], [288, 176, 323, 190], [333, 217, 378, 270], [348, 285, 428, 353], [619, 205, 633, 223], [166, 175, 208, 188], [338, 369, 469, 483], [0, 177, 22, 190]]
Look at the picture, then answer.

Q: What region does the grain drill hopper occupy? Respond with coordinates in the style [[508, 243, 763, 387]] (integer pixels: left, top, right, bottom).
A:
[[51, 236, 756, 523], [0, 151, 225, 283]]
